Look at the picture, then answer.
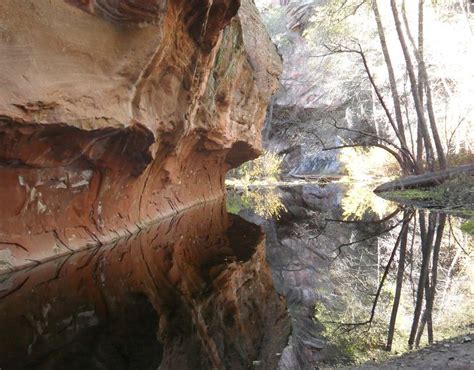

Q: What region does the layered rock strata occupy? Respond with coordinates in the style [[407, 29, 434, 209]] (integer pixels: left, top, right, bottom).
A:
[[0, 0, 281, 270]]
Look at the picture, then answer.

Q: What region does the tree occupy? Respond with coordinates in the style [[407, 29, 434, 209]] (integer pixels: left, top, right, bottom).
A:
[[299, 0, 472, 175]]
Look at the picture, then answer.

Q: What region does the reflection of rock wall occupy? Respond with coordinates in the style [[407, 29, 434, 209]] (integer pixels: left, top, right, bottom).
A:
[[0, 200, 290, 369], [236, 183, 390, 369], [0, 0, 281, 270]]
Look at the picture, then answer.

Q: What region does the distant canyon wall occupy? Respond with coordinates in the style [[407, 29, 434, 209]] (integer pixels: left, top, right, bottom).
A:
[[0, 0, 281, 270]]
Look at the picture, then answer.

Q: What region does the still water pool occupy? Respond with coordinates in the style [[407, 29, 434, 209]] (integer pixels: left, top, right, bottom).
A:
[[0, 181, 472, 369]]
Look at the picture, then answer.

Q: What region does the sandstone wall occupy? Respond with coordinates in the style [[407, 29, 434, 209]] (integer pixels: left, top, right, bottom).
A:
[[0, 0, 281, 270]]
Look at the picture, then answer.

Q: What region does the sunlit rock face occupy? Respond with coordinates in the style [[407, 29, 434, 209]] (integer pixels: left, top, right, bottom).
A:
[[0, 200, 290, 369], [0, 0, 281, 271], [258, 2, 348, 176]]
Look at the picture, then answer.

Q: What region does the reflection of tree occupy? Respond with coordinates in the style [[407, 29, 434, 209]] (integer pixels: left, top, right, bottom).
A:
[[331, 210, 411, 259], [340, 179, 399, 221], [317, 208, 473, 361], [328, 211, 414, 329], [386, 210, 410, 350], [227, 186, 286, 219], [408, 212, 447, 348]]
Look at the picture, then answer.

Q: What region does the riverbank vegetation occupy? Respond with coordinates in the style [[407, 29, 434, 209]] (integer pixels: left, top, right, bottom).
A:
[[304, 0, 473, 176], [226, 151, 287, 218], [380, 177, 474, 216], [254, 0, 473, 185], [227, 150, 284, 185]]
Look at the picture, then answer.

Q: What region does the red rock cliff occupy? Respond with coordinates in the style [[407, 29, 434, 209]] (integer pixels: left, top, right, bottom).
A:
[[0, 0, 282, 270]]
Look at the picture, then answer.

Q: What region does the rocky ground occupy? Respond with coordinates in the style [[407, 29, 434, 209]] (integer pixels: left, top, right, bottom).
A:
[[343, 334, 474, 370]]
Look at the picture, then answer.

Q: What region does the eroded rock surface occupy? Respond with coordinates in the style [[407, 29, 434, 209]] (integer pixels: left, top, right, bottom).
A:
[[0, 0, 281, 270], [0, 199, 290, 369]]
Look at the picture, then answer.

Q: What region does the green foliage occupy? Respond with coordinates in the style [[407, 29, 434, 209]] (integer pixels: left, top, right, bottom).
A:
[[226, 191, 245, 215], [228, 150, 284, 183], [226, 151, 285, 219], [226, 187, 286, 219], [341, 181, 398, 221], [258, 5, 291, 48], [382, 176, 474, 219], [385, 189, 436, 201], [461, 220, 474, 236]]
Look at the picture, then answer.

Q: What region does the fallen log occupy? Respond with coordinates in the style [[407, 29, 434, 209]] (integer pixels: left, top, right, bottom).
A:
[[374, 163, 474, 193], [288, 174, 341, 182]]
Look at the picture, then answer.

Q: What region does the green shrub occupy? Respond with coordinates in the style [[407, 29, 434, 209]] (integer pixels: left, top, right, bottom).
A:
[[461, 220, 474, 236], [228, 150, 284, 183]]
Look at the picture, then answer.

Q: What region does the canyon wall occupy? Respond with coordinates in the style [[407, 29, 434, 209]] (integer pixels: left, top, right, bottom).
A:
[[0, 0, 281, 270], [258, 2, 349, 176]]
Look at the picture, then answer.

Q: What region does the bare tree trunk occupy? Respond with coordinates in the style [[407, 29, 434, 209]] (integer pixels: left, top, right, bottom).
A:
[[372, 0, 414, 173], [415, 261, 432, 347], [416, 0, 425, 170], [391, 0, 435, 172], [422, 70, 447, 170], [357, 48, 415, 174], [401, 0, 447, 170], [386, 212, 410, 351], [415, 312, 427, 347]]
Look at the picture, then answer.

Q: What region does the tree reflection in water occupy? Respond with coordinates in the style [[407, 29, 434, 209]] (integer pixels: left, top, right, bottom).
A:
[[324, 208, 472, 355], [228, 182, 473, 365], [227, 185, 286, 219]]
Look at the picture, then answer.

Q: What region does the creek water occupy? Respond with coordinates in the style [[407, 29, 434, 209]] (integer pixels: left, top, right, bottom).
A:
[[0, 181, 472, 369]]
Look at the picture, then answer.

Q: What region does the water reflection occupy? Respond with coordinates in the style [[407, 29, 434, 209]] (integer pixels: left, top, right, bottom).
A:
[[0, 200, 290, 370], [339, 179, 398, 221], [229, 182, 473, 367], [1, 184, 471, 369], [227, 185, 286, 219]]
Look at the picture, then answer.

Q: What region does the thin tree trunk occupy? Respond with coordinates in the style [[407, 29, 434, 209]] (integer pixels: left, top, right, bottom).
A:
[[410, 216, 417, 307], [422, 69, 447, 170], [390, 0, 435, 172], [372, 0, 413, 173], [426, 214, 446, 343], [408, 211, 436, 349], [415, 213, 445, 347], [386, 213, 410, 351], [357, 48, 415, 173], [414, 210, 429, 347], [416, 0, 425, 169], [415, 261, 432, 347], [401, 0, 447, 170], [415, 311, 427, 347]]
